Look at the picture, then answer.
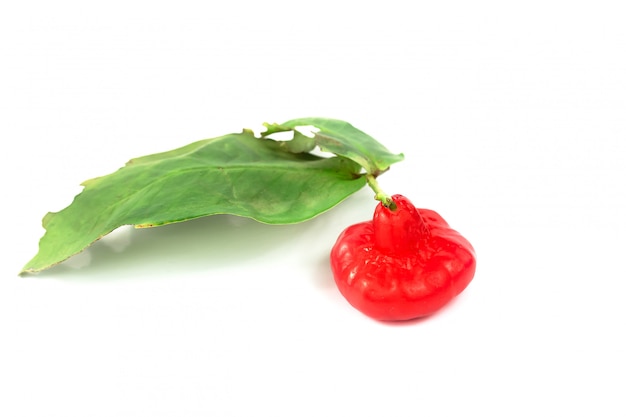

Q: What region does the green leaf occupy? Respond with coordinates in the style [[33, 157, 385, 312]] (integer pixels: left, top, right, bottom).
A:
[[21, 129, 366, 274], [266, 117, 404, 175], [21, 118, 405, 275]]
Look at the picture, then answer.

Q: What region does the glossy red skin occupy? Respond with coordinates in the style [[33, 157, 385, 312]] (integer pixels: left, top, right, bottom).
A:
[[330, 195, 476, 321]]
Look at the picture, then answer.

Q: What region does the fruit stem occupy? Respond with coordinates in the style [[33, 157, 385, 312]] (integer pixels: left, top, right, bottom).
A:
[[366, 174, 397, 211]]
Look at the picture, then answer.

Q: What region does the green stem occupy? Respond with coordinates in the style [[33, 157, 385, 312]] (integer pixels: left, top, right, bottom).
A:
[[366, 174, 397, 211]]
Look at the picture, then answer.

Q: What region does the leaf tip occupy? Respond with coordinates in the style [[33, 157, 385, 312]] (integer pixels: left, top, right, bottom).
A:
[[18, 262, 40, 276]]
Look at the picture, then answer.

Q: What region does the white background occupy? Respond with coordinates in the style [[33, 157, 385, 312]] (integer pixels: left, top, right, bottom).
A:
[[1, 1, 625, 416]]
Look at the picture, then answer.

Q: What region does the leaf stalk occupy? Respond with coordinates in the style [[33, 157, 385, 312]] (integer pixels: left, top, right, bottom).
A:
[[366, 174, 396, 211]]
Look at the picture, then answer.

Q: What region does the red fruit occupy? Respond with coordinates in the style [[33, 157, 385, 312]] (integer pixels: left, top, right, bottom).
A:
[[330, 195, 476, 321]]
